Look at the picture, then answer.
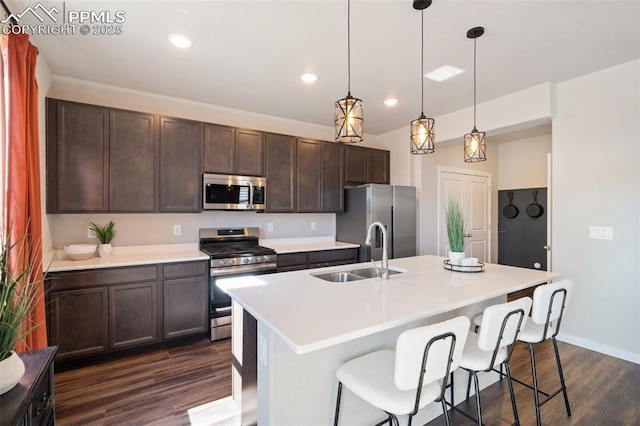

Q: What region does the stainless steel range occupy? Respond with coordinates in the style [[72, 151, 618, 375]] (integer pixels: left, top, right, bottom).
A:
[[199, 227, 277, 341]]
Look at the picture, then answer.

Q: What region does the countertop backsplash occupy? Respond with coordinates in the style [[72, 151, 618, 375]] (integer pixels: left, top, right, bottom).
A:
[[46, 211, 336, 248]]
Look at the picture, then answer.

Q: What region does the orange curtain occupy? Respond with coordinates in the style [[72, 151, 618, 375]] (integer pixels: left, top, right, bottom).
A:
[[2, 32, 47, 351]]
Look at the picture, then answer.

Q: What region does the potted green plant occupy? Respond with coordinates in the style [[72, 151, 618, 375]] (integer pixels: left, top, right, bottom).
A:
[[89, 220, 116, 257], [0, 228, 45, 395], [445, 200, 466, 265]]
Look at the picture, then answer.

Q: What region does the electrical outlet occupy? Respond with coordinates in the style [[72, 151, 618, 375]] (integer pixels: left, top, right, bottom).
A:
[[258, 333, 267, 366], [267, 222, 273, 232], [311, 221, 317, 231], [173, 225, 181, 236], [87, 227, 92, 239]]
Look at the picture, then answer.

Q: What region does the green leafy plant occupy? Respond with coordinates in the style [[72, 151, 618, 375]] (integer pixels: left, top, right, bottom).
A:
[[89, 220, 116, 244], [445, 200, 466, 252], [0, 227, 44, 361]]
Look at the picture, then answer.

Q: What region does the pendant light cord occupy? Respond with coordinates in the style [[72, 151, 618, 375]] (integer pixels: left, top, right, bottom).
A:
[[347, 0, 351, 94], [420, 10, 424, 115], [473, 36, 477, 130]]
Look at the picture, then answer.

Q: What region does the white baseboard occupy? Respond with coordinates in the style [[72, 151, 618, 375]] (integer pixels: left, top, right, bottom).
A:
[[558, 332, 640, 365]]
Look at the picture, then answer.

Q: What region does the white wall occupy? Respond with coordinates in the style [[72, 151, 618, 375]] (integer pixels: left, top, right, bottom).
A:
[[497, 134, 551, 190], [35, 55, 53, 252], [552, 60, 639, 363], [44, 77, 386, 247]]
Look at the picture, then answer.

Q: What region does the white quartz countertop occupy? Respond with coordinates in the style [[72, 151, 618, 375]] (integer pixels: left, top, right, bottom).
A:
[[260, 236, 359, 254], [47, 243, 209, 272], [218, 255, 561, 355]]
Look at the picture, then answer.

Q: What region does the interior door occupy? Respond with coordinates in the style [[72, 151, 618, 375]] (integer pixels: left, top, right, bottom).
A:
[[439, 170, 491, 262]]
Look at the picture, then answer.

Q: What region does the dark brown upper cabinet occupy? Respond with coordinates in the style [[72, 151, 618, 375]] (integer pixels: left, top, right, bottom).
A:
[[296, 138, 322, 212], [366, 147, 390, 184], [321, 141, 345, 212], [46, 99, 110, 213], [110, 109, 157, 212], [344, 145, 367, 184], [344, 145, 390, 185], [204, 124, 264, 176], [264, 133, 296, 213], [159, 117, 203, 212]]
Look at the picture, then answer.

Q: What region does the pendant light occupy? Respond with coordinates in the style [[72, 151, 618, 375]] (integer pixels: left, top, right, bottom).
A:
[[410, 0, 435, 155], [463, 26, 487, 162], [335, 0, 364, 143]]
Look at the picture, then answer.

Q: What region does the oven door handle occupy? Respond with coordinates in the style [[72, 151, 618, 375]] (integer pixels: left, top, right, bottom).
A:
[[210, 263, 277, 276]]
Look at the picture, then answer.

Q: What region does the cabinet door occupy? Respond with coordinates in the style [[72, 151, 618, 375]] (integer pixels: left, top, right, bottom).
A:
[[159, 117, 203, 212], [163, 276, 208, 339], [296, 138, 322, 212], [109, 282, 158, 349], [344, 145, 367, 184], [46, 99, 109, 212], [322, 141, 345, 212], [235, 129, 264, 176], [265, 133, 296, 212], [204, 124, 235, 174], [366, 148, 390, 184], [110, 109, 157, 212], [48, 288, 109, 360]]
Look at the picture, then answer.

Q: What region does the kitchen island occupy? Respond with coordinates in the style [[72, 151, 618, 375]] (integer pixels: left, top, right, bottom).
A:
[[218, 255, 561, 425]]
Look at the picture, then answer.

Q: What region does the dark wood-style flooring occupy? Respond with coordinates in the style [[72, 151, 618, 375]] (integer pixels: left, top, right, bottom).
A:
[[54, 337, 639, 425]]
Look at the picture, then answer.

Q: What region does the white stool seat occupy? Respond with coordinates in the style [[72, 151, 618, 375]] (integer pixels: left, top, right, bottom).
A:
[[458, 332, 508, 372], [518, 321, 556, 343], [336, 349, 441, 415]]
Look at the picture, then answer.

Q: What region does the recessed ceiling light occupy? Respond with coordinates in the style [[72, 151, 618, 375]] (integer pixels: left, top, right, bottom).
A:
[[168, 34, 193, 49], [383, 98, 398, 107], [425, 65, 464, 82], [300, 73, 318, 83]]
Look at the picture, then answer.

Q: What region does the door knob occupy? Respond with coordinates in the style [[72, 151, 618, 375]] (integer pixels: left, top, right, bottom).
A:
[[464, 233, 473, 238], [543, 245, 550, 251]]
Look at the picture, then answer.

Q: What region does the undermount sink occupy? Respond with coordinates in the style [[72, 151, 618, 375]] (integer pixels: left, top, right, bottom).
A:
[[311, 267, 404, 282]]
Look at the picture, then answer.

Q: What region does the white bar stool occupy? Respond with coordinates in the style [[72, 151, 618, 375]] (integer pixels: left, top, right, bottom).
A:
[[514, 279, 573, 426], [448, 297, 532, 425], [333, 316, 470, 426]]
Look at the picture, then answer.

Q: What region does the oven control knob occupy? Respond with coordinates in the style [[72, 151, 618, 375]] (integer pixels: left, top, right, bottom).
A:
[[242, 258, 250, 264], [265, 255, 274, 262], [218, 260, 225, 266], [226, 259, 235, 266], [256, 256, 263, 263]]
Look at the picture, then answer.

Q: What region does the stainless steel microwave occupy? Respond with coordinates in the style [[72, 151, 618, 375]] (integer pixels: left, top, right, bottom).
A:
[[202, 174, 267, 210]]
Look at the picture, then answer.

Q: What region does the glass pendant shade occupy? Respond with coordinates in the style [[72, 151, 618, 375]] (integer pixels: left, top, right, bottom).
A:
[[410, 114, 435, 154], [463, 127, 487, 162], [335, 93, 364, 143]]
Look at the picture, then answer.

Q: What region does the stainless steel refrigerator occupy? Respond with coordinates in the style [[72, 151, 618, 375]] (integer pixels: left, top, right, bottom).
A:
[[336, 184, 416, 263]]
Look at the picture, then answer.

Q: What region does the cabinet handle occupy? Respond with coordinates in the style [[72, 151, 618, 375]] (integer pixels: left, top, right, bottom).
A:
[[40, 391, 49, 401], [464, 233, 473, 238]]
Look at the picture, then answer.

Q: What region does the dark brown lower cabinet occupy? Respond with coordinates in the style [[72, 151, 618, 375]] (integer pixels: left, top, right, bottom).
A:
[[46, 261, 207, 362], [276, 248, 359, 272], [48, 287, 109, 360], [162, 262, 208, 340], [109, 282, 158, 349]]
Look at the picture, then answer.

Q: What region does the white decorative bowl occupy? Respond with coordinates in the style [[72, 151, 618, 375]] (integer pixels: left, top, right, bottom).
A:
[[64, 244, 97, 261]]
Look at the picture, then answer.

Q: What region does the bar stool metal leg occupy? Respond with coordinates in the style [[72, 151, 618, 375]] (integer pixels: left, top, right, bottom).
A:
[[553, 337, 572, 417]]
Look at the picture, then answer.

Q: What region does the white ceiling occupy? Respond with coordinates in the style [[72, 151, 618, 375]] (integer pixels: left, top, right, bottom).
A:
[[9, 0, 640, 135]]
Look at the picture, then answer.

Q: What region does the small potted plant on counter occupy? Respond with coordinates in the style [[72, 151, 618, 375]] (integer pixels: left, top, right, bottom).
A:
[[89, 220, 116, 257], [445, 200, 466, 265], [0, 227, 45, 395]]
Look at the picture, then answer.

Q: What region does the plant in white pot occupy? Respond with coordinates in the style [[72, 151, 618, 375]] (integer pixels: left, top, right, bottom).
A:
[[445, 200, 466, 266], [89, 220, 116, 257], [0, 228, 45, 395]]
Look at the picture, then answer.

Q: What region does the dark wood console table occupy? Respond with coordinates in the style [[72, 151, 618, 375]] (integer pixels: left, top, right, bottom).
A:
[[0, 346, 58, 426]]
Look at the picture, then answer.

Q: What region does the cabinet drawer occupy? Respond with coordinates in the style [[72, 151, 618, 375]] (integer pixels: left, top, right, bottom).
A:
[[308, 248, 358, 264], [47, 265, 157, 290], [31, 367, 53, 426], [163, 261, 207, 279], [276, 253, 307, 268]]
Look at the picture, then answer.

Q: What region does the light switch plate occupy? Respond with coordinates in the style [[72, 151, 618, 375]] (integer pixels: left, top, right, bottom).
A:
[[589, 226, 613, 240]]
